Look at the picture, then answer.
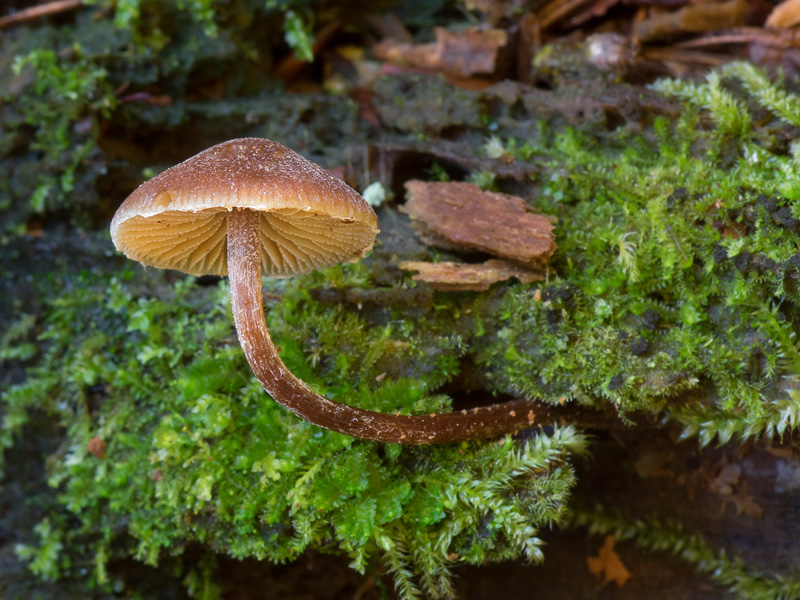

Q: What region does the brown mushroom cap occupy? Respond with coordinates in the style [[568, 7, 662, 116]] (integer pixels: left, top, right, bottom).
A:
[[111, 138, 379, 277]]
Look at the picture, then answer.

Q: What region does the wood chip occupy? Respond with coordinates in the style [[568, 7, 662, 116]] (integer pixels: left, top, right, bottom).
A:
[[401, 180, 556, 269], [400, 259, 545, 291]]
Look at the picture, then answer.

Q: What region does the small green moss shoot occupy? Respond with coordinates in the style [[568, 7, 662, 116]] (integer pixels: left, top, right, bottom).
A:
[[9, 47, 115, 218]]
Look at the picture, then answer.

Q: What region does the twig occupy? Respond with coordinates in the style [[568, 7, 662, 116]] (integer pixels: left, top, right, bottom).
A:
[[538, 0, 596, 30], [0, 0, 83, 30], [643, 48, 732, 66], [674, 27, 800, 50], [567, 0, 621, 28]]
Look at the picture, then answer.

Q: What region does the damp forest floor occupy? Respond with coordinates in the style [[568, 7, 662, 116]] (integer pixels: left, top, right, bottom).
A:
[[3, 1, 800, 599]]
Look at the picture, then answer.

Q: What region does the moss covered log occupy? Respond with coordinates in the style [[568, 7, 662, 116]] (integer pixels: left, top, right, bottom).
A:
[[2, 1, 800, 598]]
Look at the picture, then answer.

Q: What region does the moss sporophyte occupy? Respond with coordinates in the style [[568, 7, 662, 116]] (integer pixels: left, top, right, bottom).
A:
[[110, 137, 538, 443]]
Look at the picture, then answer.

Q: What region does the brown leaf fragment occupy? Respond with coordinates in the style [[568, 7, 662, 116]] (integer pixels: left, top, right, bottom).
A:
[[634, 0, 749, 42], [373, 27, 512, 79], [587, 535, 632, 587], [402, 180, 556, 269], [400, 259, 545, 291], [766, 0, 800, 29]]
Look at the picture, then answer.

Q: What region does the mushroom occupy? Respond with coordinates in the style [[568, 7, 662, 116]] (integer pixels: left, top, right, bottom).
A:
[[111, 138, 537, 444]]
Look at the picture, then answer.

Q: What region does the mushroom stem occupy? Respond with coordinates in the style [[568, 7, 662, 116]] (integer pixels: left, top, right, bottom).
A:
[[228, 208, 538, 444]]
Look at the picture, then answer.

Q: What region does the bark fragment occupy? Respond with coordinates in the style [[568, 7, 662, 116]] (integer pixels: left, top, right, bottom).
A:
[[400, 258, 545, 291], [401, 180, 556, 269]]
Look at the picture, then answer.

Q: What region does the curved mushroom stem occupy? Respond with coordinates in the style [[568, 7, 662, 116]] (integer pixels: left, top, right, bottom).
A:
[[228, 208, 538, 444]]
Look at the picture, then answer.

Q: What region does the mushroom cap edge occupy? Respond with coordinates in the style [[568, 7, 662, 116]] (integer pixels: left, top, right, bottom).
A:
[[111, 138, 379, 277]]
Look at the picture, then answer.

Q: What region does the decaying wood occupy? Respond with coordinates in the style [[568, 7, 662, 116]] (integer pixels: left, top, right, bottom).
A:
[[356, 66, 683, 172], [401, 180, 556, 269], [517, 13, 541, 83], [400, 258, 545, 291], [373, 26, 513, 80]]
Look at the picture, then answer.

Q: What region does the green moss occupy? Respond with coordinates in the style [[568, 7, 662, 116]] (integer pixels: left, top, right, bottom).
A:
[[14, 517, 65, 581], [4, 61, 800, 598], [2, 270, 585, 599], [0, 313, 37, 363], [4, 44, 115, 223], [470, 64, 800, 445]]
